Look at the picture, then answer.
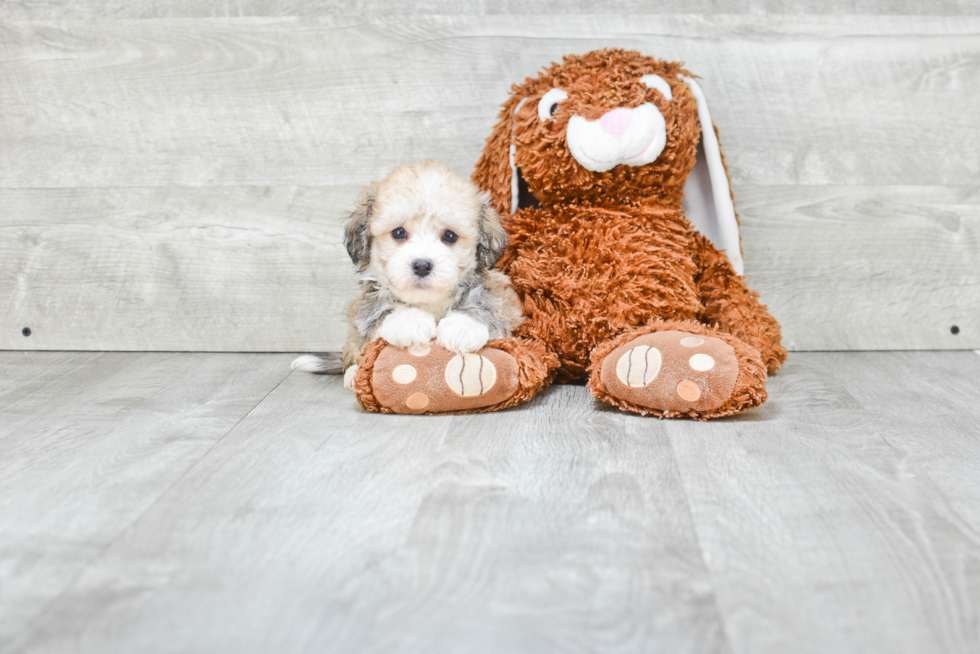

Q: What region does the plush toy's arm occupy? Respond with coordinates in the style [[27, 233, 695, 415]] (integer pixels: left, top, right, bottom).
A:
[[693, 233, 787, 374]]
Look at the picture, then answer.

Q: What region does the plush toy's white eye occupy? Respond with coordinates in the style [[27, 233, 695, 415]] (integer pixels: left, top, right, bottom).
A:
[[537, 88, 568, 121], [641, 74, 673, 101]]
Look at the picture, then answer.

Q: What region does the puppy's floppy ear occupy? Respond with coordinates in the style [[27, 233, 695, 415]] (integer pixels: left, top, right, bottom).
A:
[[344, 183, 377, 271], [476, 193, 507, 270]]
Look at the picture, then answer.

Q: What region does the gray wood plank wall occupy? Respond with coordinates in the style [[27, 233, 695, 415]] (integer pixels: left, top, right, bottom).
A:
[[1, 11, 977, 351], [4, 1, 980, 19]]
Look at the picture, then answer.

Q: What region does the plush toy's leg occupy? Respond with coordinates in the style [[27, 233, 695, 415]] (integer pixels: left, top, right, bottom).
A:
[[587, 319, 768, 420], [352, 337, 558, 415]]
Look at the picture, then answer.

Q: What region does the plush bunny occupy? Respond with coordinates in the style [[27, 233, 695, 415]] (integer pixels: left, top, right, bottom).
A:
[[353, 49, 785, 419]]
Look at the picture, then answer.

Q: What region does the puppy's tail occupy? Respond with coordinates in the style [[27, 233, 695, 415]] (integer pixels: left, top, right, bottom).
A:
[[291, 352, 344, 375]]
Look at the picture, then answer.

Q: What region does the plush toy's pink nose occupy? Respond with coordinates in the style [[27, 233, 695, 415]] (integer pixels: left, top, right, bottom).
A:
[[598, 108, 632, 140]]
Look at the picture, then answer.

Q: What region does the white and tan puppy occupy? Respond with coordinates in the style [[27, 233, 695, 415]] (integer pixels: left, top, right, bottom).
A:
[[292, 161, 523, 389]]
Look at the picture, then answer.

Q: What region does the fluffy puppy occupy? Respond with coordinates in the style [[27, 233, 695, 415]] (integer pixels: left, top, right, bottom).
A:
[[292, 161, 523, 389]]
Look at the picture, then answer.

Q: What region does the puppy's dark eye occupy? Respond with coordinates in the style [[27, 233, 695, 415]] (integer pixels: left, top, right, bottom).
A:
[[392, 227, 408, 240], [441, 230, 458, 244]]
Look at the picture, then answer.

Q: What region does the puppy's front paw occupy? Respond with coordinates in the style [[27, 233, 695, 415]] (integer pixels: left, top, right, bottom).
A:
[[436, 311, 490, 353], [343, 364, 360, 391], [377, 307, 437, 349]]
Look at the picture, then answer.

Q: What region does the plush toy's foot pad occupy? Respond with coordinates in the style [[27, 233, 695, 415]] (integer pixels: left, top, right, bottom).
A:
[[370, 343, 519, 414], [599, 331, 740, 414]]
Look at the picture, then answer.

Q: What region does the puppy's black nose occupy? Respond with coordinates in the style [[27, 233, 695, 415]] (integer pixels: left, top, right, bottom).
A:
[[412, 259, 433, 278]]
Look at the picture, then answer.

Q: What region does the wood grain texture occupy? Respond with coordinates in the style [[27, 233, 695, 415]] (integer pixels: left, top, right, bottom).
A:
[[3, 0, 980, 19], [665, 351, 980, 654], [2, 15, 979, 188], [0, 351, 293, 653], [2, 184, 977, 351], [1, 14, 978, 352], [9, 359, 729, 654], [0, 186, 360, 351], [3, 351, 979, 653], [739, 185, 980, 351]]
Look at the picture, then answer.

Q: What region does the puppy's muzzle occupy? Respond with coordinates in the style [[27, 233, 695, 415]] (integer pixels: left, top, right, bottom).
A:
[[412, 259, 433, 278]]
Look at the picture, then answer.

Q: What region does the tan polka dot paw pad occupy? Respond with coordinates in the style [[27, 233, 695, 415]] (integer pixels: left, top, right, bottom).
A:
[[599, 330, 740, 414], [370, 343, 520, 414]]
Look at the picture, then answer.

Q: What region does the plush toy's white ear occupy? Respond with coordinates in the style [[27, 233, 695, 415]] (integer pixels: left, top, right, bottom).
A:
[[510, 98, 529, 214], [678, 75, 744, 276]]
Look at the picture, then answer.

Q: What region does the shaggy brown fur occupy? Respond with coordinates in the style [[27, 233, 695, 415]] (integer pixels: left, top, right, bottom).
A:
[[469, 49, 786, 417], [353, 48, 785, 419]]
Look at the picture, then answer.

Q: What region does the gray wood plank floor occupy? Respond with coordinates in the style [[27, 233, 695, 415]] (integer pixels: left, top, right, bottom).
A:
[[2, 351, 978, 654]]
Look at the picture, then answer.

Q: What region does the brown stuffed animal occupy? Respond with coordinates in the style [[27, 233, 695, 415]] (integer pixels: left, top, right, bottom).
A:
[[354, 49, 785, 419]]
